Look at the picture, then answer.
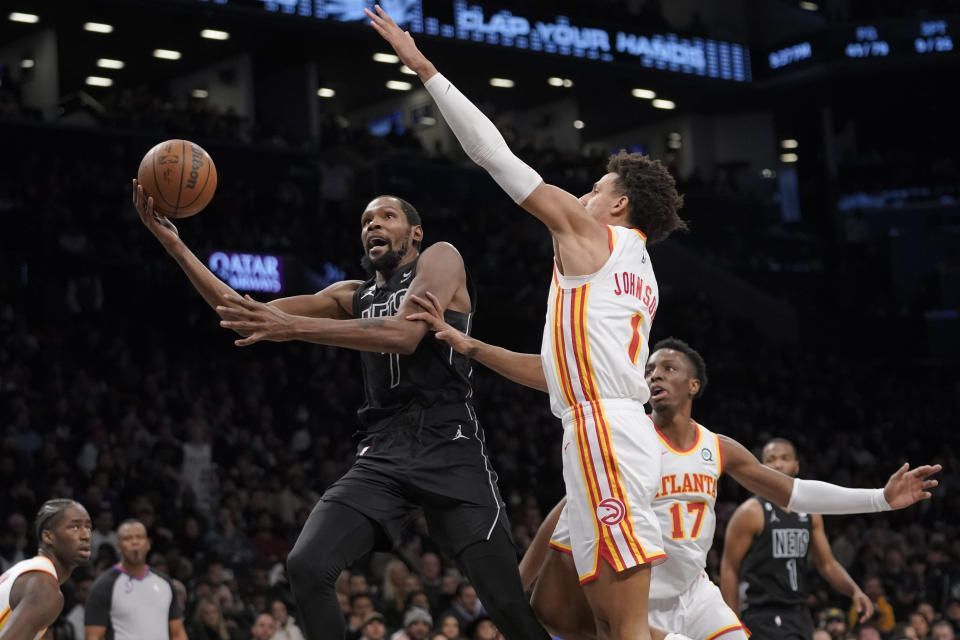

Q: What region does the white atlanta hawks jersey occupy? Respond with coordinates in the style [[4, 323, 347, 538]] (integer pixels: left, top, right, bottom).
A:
[[0, 555, 59, 639], [649, 421, 724, 599], [541, 225, 658, 419]]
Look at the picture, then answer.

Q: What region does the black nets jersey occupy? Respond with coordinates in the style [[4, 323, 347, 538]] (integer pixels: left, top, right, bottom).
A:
[[352, 255, 476, 431], [741, 497, 812, 608]]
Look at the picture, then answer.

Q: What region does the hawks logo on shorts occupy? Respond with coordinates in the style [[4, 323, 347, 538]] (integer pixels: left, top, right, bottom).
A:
[[596, 497, 626, 525]]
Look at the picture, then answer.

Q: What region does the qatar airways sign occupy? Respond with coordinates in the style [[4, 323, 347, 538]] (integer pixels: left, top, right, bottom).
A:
[[208, 251, 284, 293]]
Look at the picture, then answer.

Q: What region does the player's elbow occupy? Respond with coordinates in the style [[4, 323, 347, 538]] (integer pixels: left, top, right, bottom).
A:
[[388, 326, 423, 355]]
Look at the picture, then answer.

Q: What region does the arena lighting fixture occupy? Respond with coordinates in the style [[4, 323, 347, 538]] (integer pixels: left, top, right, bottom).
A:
[[200, 29, 229, 40], [8, 12, 39, 23], [780, 153, 799, 163], [631, 88, 656, 99], [780, 138, 799, 149], [317, 87, 336, 98], [20, 58, 34, 69], [548, 76, 564, 86], [85, 76, 113, 87], [373, 52, 399, 63], [96, 58, 124, 70], [563, 79, 573, 88], [386, 80, 412, 91], [761, 168, 776, 178], [153, 49, 181, 60], [83, 22, 113, 33], [191, 89, 209, 99], [573, 120, 585, 129], [652, 99, 676, 110], [419, 116, 437, 125], [799, 1, 819, 10], [399, 65, 417, 75], [489, 77, 514, 88]]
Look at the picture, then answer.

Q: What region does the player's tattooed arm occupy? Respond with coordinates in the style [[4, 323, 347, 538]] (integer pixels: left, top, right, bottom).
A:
[[407, 291, 548, 392]]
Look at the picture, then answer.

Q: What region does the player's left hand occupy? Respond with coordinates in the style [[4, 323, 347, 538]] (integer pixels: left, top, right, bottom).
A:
[[852, 589, 874, 623], [882, 462, 941, 509], [217, 293, 296, 346], [364, 4, 433, 77]]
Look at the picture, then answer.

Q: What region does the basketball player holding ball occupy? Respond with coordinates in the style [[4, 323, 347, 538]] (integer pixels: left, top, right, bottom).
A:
[[132, 183, 551, 640]]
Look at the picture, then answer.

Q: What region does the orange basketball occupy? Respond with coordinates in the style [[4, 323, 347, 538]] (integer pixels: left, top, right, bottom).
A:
[[137, 139, 217, 218]]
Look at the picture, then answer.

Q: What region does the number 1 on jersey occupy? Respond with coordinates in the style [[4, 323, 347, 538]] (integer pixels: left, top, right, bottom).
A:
[[668, 501, 707, 540], [627, 312, 644, 365]]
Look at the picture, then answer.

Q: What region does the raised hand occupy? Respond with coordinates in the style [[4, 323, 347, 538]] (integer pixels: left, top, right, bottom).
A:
[[364, 4, 436, 79], [217, 293, 297, 346], [882, 462, 941, 509], [406, 292, 474, 355], [133, 179, 179, 246]]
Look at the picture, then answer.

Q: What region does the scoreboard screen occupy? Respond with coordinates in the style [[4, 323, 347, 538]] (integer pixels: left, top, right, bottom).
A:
[[764, 18, 957, 74]]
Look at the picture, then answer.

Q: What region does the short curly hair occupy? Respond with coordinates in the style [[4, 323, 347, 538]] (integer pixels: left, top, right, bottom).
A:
[[606, 151, 686, 245]]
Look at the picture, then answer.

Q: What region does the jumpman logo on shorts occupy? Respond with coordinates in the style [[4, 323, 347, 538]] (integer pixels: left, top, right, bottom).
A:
[[452, 426, 469, 441]]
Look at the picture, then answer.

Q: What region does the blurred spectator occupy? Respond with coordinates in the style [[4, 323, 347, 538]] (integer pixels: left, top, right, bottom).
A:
[[391, 607, 432, 640], [381, 559, 413, 629], [463, 615, 498, 640], [435, 614, 462, 640], [824, 606, 848, 640], [251, 613, 277, 640], [359, 612, 388, 640], [889, 622, 920, 639], [857, 624, 883, 640], [932, 619, 957, 640], [269, 598, 305, 640], [64, 571, 93, 640], [910, 610, 932, 639], [443, 584, 484, 632], [188, 598, 235, 640]]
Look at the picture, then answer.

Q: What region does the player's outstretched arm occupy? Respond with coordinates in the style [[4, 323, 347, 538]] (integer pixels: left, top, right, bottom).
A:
[[406, 291, 548, 392], [365, 6, 609, 271], [719, 435, 941, 513], [808, 514, 874, 623], [0, 573, 64, 640], [218, 242, 465, 353]]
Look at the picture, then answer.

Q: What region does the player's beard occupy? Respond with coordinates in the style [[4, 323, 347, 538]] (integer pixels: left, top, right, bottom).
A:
[[361, 234, 411, 276]]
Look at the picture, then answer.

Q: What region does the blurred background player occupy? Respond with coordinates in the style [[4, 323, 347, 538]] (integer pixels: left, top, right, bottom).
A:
[[368, 8, 688, 640], [721, 438, 877, 639], [84, 519, 187, 640], [0, 500, 91, 640]]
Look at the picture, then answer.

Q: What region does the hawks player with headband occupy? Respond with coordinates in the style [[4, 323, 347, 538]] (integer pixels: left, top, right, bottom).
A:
[[0, 500, 92, 640], [397, 312, 941, 640], [367, 6, 687, 639]]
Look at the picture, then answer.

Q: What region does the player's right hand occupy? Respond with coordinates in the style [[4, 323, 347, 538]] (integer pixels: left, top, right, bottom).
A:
[[364, 4, 434, 78], [133, 178, 179, 244], [406, 292, 473, 354]]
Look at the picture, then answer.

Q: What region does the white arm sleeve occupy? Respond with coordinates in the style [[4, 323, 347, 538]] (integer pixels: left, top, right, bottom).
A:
[[424, 73, 542, 204], [787, 478, 891, 514]]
